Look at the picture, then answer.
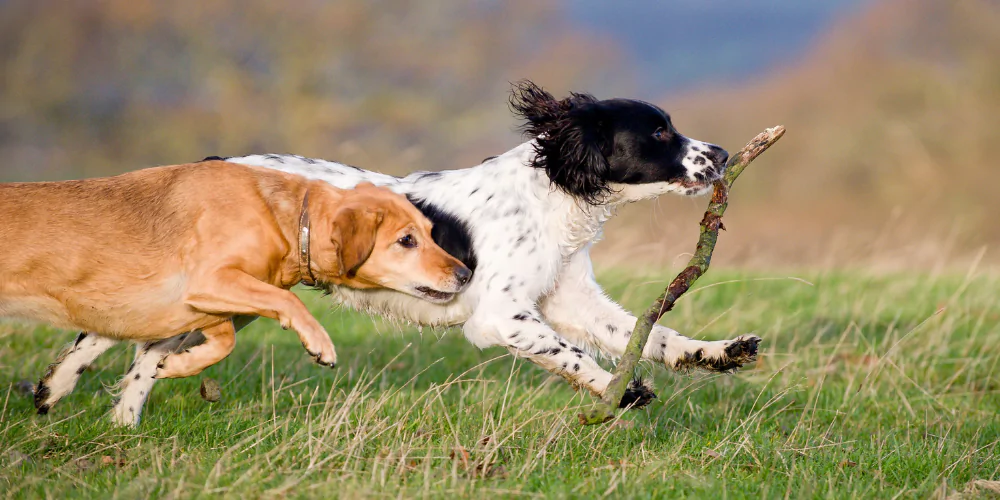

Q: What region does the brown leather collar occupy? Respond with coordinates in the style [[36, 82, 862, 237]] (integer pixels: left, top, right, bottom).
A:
[[298, 189, 318, 286]]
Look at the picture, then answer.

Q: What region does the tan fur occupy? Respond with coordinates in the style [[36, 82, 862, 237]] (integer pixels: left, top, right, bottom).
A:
[[0, 161, 468, 377]]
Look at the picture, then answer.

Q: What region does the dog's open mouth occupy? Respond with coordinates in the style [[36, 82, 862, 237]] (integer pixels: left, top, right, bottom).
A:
[[672, 178, 716, 195], [415, 286, 455, 302], [680, 173, 723, 190], [680, 179, 712, 189]]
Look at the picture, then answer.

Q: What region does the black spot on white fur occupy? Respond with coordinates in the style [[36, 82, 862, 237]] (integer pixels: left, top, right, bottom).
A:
[[413, 171, 442, 181]]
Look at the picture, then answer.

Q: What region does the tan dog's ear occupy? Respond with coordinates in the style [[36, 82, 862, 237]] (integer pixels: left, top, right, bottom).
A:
[[331, 206, 385, 277]]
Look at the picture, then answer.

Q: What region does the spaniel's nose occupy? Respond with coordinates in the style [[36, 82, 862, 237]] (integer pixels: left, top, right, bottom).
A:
[[706, 144, 729, 167]]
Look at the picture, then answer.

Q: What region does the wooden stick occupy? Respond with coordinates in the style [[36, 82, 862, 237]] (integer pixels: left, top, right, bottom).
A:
[[578, 125, 786, 426]]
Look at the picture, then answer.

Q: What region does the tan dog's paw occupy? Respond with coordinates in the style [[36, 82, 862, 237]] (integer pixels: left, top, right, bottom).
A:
[[301, 340, 337, 368], [288, 316, 337, 368], [297, 325, 337, 368]]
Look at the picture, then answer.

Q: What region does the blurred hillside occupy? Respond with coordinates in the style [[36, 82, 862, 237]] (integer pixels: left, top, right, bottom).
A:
[[0, 0, 628, 181], [1, 0, 997, 270], [604, 0, 1000, 270]]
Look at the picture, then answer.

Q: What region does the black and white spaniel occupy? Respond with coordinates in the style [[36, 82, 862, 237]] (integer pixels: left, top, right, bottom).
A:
[[35, 81, 760, 426]]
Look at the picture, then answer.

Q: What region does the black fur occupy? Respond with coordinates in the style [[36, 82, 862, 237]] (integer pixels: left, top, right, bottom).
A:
[[33, 384, 50, 413], [726, 336, 760, 359], [405, 195, 478, 273], [618, 377, 656, 409], [510, 82, 608, 204], [675, 336, 761, 372], [508, 80, 728, 205], [200, 155, 229, 162]]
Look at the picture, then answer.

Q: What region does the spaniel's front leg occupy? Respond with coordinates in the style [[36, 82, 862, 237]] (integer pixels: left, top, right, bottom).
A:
[[463, 293, 656, 408], [539, 247, 760, 372]]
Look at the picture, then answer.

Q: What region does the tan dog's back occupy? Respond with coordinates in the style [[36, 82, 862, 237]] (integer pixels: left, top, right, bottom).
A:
[[0, 162, 301, 337]]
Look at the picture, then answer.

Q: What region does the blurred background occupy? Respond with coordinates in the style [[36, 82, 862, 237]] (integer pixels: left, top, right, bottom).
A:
[[1, 0, 997, 270]]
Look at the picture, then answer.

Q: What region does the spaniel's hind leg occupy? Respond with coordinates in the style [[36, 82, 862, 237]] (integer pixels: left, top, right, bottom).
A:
[[110, 333, 196, 427], [110, 316, 257, 427], [35, 332, 118, 415]]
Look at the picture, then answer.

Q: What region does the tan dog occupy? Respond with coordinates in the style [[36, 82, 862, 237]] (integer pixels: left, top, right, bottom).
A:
[[0, 160, 471, 401]]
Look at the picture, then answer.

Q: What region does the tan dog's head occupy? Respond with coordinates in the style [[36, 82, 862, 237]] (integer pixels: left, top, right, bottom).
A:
[[310, 183, 472, 303]]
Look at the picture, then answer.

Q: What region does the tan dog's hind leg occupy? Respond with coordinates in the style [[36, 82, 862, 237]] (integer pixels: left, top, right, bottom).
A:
[[182, 269, 337, 367], [155, 321, 236, 379]]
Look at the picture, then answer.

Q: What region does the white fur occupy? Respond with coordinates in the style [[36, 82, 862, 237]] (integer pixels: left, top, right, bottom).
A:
[[681, 138, 718, 179], [35, 333, 117, 410], [110, 336, 184, 426]]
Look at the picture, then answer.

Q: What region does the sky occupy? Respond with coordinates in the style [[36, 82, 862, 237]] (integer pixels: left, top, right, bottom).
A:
[[568, 0, 870, 94]]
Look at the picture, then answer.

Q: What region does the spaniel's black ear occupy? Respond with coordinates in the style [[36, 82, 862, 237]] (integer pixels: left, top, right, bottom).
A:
[[509, 80, 597, 138], [509, 80, 610, 204]]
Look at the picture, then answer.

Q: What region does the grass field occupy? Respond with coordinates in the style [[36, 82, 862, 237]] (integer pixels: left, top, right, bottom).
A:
[[1, 269, 999, 498]]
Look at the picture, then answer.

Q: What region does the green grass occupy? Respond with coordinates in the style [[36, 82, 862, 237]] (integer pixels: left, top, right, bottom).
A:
[[2, 270, 999, 498]]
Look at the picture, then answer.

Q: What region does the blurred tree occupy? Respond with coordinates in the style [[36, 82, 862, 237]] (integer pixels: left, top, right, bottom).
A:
[[0, 0, 630, 181]]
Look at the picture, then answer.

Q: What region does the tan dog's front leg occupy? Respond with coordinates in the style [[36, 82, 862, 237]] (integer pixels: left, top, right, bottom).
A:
[[155, 321, 236, 379], [182, 269, 337, 368]]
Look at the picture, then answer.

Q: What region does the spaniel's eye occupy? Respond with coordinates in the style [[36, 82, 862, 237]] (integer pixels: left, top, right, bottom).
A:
[[397, 234, 417, 248], [652, 127, 669, 141]]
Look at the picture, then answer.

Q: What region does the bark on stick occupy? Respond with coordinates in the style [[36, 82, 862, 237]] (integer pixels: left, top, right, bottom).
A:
[[578, 125, 786, 426]]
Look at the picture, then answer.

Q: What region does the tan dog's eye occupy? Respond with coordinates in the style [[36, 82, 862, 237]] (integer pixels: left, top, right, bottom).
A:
[[397, 234, 417, 248]]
